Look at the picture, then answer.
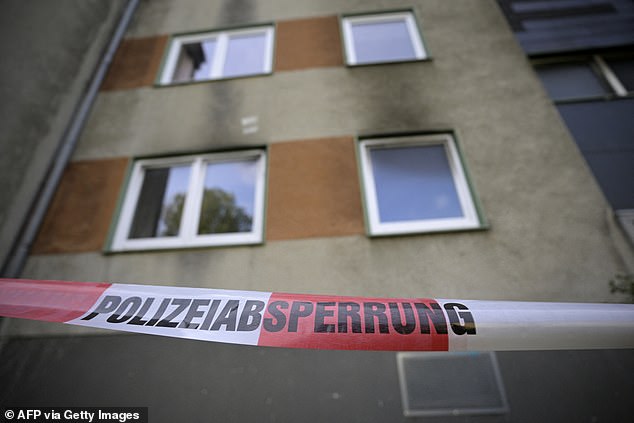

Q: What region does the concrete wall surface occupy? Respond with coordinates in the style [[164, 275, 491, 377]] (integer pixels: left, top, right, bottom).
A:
[[0, 0, 127, 272]]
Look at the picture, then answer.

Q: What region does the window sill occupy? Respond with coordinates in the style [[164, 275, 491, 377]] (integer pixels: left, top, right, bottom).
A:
[[345, 57, 432, 68], [366, 223, 490, 239], [154, 71, 274, 88], [103, 239, 266, 255]]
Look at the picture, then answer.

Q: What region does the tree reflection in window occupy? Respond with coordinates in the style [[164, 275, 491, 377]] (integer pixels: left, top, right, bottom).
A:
[[117, 151, 264, 250], [160, 193, 186, 237], [198, 189, 253, 234], [158, 188, 252, 237], [197, 159, 257, 235]]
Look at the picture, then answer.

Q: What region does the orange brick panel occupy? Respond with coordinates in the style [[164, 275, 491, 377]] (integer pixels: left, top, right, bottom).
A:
[[32, 158, 130, 254], [266, 137, 365, 240], [100, 35, 168, 91], [275, 15, 344, 72]]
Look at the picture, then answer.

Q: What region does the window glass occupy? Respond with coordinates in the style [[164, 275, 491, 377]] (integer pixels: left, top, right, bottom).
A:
[[359, 135, 480, 236], [351, 19, 417, 64], [534, 54, 633, 212], [535, 62, 609, 100], [198, 160, 258, 234], [369, 145, 462, 222], [223, 33, 268, 78], [129, 165, 190, 239], [556, 98, 634, 210]]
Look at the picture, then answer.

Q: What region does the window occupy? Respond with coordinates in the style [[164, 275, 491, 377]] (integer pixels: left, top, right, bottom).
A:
[[535, 54, 633, 101], [111, 150, 267, 251], [397, 352, 508, 417], [341, 11, 427, 65], [159, 26, 274, 84], [533, 53, 634, 222], [535, 61, 611, 100], [358, 134, 480, 236]]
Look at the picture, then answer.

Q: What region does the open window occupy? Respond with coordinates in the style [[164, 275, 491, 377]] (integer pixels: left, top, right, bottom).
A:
[[111, 150, 267, 251], [534, 54, 634, 101], [159, 25, 274, 84]]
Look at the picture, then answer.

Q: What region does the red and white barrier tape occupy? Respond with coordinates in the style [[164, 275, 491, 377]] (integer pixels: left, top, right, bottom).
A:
[[1, 278, 633, 351]]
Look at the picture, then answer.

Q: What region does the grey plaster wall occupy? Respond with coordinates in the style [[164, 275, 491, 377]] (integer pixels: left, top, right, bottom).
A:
[[125, 0, 435, 38], [0, 0, 127, 271], [12, 224, 631, 337], [75, 0, 550, 160]]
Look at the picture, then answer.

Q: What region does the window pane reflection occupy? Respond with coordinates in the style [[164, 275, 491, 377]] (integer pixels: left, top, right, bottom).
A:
[[369, 145, 463, 223], [352, 19, 416, 64], [223, 33, 267, 77], [198, 160, 257, 234]]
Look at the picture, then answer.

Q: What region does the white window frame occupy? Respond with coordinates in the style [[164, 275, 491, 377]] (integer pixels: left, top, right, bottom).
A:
[[111, 150, 267, 251], [359, 134, 480, 236], [342, 11, 427, 66], [159, 25, 275, 85]]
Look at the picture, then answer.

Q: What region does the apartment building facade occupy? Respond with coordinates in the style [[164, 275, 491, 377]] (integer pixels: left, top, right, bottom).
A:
[[1, 1, 633, 421]]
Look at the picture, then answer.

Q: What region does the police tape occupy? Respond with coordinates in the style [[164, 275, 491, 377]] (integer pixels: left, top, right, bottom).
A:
[[1, 278, 633, 351]]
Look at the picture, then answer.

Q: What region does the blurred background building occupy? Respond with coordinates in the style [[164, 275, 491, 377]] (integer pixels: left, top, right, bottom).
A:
[[1, 1, 632, 421]]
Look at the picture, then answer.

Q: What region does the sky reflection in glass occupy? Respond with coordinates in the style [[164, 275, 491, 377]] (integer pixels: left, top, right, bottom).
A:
[[351, 19, 416, 64], [369, 145, 463, 222], [223, 33, 267, 77]]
